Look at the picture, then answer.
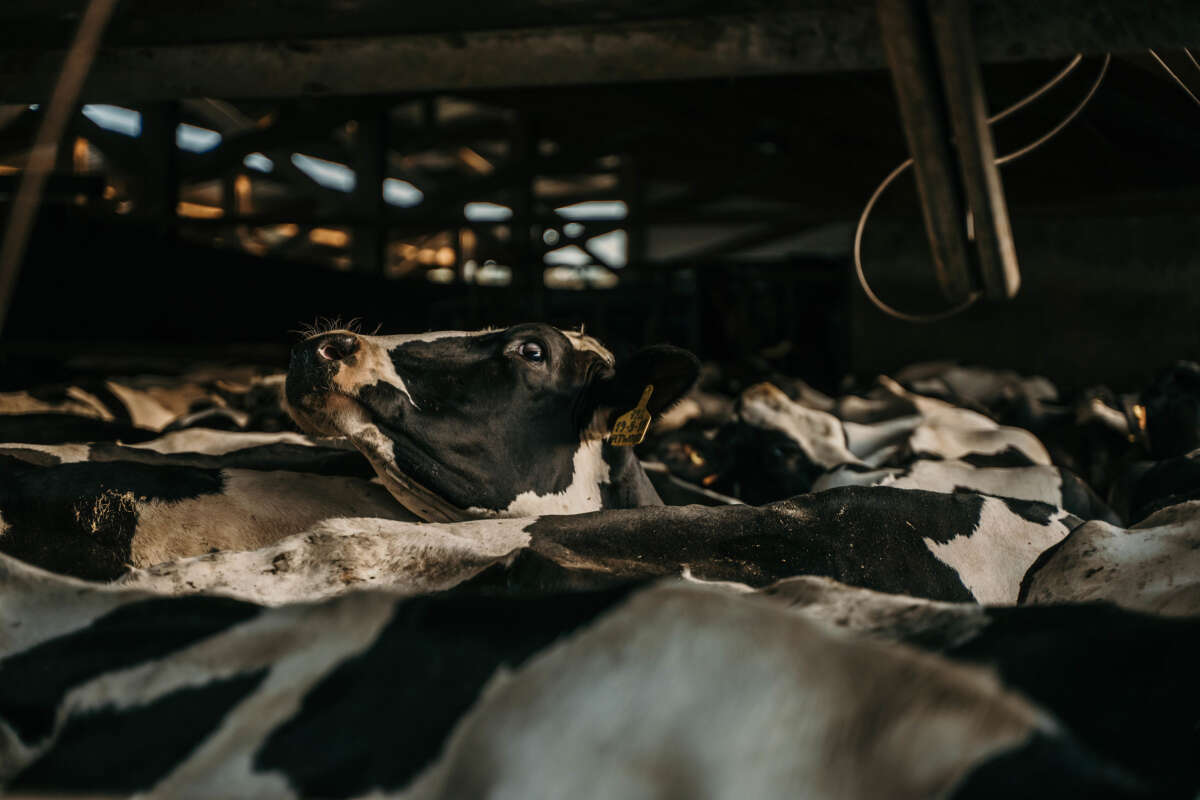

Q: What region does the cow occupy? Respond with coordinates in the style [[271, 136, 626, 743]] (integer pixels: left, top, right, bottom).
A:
[[707, 381, 1055, 504], [758, 575, 1200, 795], [284, 324, 701, 521], [743, 379, 1052, 467], [891, 361, 1059, 419], [0, 427, 377, 483], [0, 423, 735, 584], [649, 387, 734, 434], [1139, 361, 1200, 459], [813, 459, 1119, 524], [98, 370, 289, 432], [0, 449, 413, 581], [0, 371, 292, 436], [1019, 499, 1200, 616], [0, 383, 118, 419], [0, 568, 1162, 799], [1109, 448, 1200, 524], [111, 486, 1078, 605], [1017, 387, 1141, 501], [0, 413, 159, 445], [406, 584, 1154, 800]]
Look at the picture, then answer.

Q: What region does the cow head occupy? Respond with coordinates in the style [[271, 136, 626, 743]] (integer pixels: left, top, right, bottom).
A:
[[285, 324, 699, 521], [1141, 361, 1200, 459]]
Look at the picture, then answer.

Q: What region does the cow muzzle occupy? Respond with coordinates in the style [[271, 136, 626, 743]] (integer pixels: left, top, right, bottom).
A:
[[285, 331, 363, 432], [312, 332, 360, 363]]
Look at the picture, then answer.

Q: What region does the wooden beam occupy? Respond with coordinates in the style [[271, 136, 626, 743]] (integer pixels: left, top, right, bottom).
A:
[[0, 13, 850, 103], [0, 173, 104, 200], [927, 0, 1019, 299], [877, 0, 975, 303], [179, 106, 350, 179], [3, 2, 1199, 102]]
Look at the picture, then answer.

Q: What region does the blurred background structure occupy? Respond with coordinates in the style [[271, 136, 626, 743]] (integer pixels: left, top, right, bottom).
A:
[[0, 0, 1198, 392]]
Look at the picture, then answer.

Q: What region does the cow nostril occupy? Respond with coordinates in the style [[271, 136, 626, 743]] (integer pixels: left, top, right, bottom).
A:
[[316, 334, 359, 362]]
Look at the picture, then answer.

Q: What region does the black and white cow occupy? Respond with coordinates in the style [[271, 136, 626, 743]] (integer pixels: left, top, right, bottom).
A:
[[711, 380, 1059, 504], [759, 575, 1200, 795], [813, 459, 1119, 524], [0, 567, 1167, 799], [285, 324, 700, 521], [113, 486, 1078, 605], [0, 370, 292, 436], [0, 443, 410, 581], [1020, 499, 1200, 616], [0, 428, 372, 477], [891, 361, 1059, 418], [0, 382, 120, 419], [739, 379, 1051, 469]]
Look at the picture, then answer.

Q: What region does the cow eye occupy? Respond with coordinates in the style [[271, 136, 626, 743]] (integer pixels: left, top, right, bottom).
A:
[[518, 341, 545, 363]]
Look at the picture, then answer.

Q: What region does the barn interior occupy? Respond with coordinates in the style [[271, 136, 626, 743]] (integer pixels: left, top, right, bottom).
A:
[[2, 1, 1199, 394], [3, 4, 1200, 798]]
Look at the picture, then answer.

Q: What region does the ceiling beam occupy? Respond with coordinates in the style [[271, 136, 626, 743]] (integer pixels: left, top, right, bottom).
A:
[[1, 2, 1198, 102]]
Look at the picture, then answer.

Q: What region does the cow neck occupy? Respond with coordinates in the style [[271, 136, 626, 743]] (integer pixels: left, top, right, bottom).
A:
[[373, 461, 474, 523], [338, 412, 473, 523], [603, 443, 664, 508], [351, 409, 664, 522]]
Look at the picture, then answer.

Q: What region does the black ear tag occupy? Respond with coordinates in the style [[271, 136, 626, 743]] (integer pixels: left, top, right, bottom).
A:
[[610, 385, 654, 447]]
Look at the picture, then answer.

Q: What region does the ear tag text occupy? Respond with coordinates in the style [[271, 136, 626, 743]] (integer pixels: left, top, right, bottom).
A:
[[610, 385, 654, 447]]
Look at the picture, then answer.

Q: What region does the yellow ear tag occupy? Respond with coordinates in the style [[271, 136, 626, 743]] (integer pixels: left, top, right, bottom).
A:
[[610, 385, 654, 447]]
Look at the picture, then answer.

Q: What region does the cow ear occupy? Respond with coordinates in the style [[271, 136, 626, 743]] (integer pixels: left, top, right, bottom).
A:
[[591, 345, 701, 420]]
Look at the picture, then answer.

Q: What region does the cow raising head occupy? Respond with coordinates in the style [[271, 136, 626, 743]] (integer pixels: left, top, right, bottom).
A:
[[285, 324, 700, 521]]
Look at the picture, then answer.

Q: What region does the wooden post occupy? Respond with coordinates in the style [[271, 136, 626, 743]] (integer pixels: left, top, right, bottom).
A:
[[876, 0, 975, 303], [927, 0, 1020, 299], [876, 0, 1021, 303]]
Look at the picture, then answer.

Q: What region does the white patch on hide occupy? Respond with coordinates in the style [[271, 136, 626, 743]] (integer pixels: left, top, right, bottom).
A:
[[760, 575, 991, 647], [129, 429, 329, 455], [0, 552, 140, 655], [104, 380, 179, 430], [405, 584, 1047, 800], [876, 376, 1051, 465], [907, 419, 1050, 465], [0, 388, 112, 419], [841, 415, 925, 464], [129, 468, 414, 567], [42, 592, 396, 797], [0, 442, 91, 463], [467, 438, 611, 518], [814, 460, 1064, 507], [1022, 502, 1200, 616], [922, 497, 1072, 604], [739, 382, 861, 469], [119, 516, 535, 605]]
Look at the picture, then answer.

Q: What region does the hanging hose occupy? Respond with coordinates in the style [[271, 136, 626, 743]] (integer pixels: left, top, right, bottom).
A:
[[854, 53, 1111, 323], [1149, 48, 1200, 110]]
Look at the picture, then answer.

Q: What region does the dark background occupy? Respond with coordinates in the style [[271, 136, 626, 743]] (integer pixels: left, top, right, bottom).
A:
[[1, 3, 1197, 396]]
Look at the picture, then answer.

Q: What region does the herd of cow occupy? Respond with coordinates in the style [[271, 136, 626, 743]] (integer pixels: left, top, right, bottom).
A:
[[1, 323, 1198, 798]]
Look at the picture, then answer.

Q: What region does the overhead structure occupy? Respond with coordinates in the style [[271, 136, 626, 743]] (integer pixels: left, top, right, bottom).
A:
[[0, 0, 1198, 351], [877, 0, 1019, 304], [0, 0, 1199, 102]]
